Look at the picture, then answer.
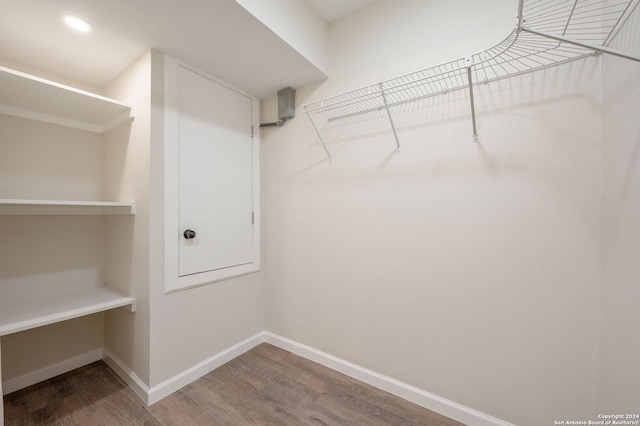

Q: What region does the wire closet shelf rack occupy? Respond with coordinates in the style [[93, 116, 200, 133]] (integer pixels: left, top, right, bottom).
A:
[[303, 0, 640, 162]]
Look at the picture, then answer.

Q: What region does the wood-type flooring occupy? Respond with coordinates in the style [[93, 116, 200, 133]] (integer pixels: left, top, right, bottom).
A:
[[3, 343, 464, 425]]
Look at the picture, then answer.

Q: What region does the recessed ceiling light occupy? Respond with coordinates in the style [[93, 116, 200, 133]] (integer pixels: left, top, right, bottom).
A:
[[63, 15, 92, 33]]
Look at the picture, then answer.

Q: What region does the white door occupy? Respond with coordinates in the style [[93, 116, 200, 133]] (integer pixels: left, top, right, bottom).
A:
[[177, 67, 254, 277]]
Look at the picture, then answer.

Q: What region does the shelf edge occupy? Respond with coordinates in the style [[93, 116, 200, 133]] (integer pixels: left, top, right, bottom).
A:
[[0, 200, 136, 216], [0, 65, 135, 134], [0, 296, 135, 337], [0, 104, 133, 134]]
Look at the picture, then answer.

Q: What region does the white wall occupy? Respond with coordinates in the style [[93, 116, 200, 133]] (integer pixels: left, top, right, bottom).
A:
[[147, 51, 265, 387], [598, 8, 640, 413], [103, 51, 153, 385], [326, 0, 514, 94], [234, 0, 328, 75], [263, 1, 603, 425]]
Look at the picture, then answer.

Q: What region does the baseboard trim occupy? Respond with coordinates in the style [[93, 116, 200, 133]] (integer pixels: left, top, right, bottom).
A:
[[102, 349, 151, 405], [146, 331, 264, 405], [4, 332, 512, 426], [2, 348, 103, 395], [264, 332, 513, 426]]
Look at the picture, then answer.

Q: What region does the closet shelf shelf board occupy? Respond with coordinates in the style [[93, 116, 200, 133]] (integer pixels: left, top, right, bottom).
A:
[[0, 199, 136, 216], [0, 65, 134, 133], [0, 287, 136, 337]]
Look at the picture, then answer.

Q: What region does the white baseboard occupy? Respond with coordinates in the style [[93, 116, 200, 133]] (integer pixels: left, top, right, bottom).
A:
[[2, 348, 103, 395], [3, 331, 512, 426], [3, 332, 262, 404], [102, 349, 151, 404], [264, 332, 513, 426], [145, 332, 264, 405]]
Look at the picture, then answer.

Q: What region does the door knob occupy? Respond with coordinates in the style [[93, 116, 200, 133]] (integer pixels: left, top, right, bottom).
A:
[[183, 229, 196, 239]]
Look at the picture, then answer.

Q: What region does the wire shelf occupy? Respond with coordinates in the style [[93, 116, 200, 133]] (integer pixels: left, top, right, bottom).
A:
[[303, 0, 640, 161]]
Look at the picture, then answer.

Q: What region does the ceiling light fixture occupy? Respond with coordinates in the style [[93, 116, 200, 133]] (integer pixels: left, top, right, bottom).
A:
[[63, 15, 92, 33]]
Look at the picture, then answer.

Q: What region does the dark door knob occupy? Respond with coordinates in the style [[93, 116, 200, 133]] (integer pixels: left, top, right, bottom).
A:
[[183, 229, 196, 239]]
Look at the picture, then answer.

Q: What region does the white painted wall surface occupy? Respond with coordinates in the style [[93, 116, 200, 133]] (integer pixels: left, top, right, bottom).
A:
[[234, 0, 328, 75], [598, 8, 640, 414], [148, 52, 265, 387], [262, 1, 604, 424], [0, 115, 104, 200], [103, 51, 153, 385], [326, 0, 515, 95]]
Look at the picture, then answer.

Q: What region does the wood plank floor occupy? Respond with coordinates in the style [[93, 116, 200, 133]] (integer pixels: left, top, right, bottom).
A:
[[3, 343, 465, 425]]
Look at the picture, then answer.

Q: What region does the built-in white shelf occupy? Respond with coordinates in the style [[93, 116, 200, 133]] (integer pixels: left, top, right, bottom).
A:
[[0, 287, 135, 337], [0, 199, 136, 216], [0, 65, 134, 133]]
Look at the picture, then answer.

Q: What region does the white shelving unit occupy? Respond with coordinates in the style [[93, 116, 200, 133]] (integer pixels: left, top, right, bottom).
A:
[[304, 0, 640, 161], [0, 66, 136, 345], [0, 66, 137, 218], [0, 199, 135, 216], [0, 287, 135, 337], [0, 65, 134, 133]]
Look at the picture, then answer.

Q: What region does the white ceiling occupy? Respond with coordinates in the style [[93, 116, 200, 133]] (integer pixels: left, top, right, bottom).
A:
[[0, 0, 373, 99], [306, 0, 375, 22], [0, 0, 145, 90]]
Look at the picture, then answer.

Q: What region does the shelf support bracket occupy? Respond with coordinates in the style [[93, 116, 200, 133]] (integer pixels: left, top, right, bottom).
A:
[[516, 0, 525, 31], [305, 106, 332, 163], [465, 61, 479, 143], [123, 300, 136, 313], [379, 84, 401, 154], [522, 27, 640, 63]]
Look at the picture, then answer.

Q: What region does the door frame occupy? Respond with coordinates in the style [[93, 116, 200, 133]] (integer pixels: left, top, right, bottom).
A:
[[163, 56, 261, 293]]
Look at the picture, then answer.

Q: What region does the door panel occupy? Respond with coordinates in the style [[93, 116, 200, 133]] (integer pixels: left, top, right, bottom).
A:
[[177, 67, 253, 277]]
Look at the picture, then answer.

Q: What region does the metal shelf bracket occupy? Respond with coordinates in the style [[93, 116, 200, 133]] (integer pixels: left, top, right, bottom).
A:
[[305, 106, 332, 163], [465, 54, 479, 143], [379, 83, 401, 154]]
